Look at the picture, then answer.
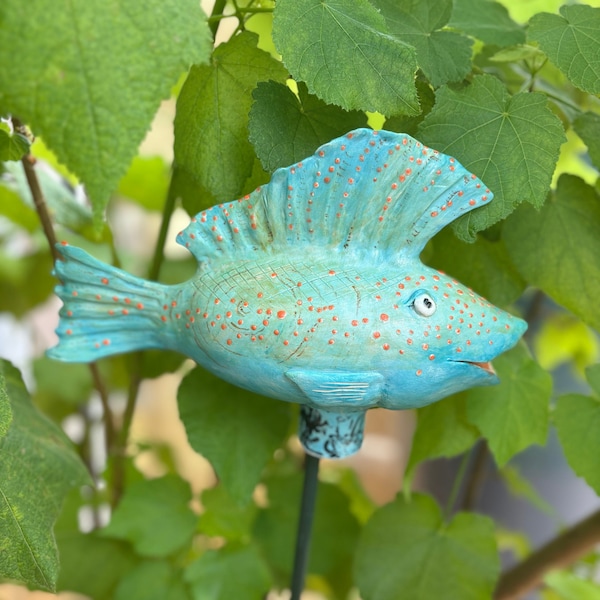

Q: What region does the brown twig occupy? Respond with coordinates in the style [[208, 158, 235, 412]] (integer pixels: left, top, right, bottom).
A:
[[461, 440, 490, 511], [494, 508, 600, 599], [18, 128, 115, 474]]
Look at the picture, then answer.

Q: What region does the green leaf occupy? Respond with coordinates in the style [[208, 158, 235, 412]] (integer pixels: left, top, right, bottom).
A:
[[503, 175, 600, 332], [248, 81, 368, 173], [418, 74, 565, 240], [427, 227, 526, 307], [528, 5, 600, 95], [449, 0, 526, 47], [253, 474, 360, 582], [544, 570, 600, 600], [355, 494, 500, 600], [0, 182, 39, 231], [117, 156, 170, 212], [101, 474, 197, 557], [404, 394, 479, 489], [198, 486, 258, 541], [465, 344, 552, 466], [56, 533, 138, 600], [0, 122, 30, 161], [272, 0, 419, 116], [554, 365, 600, 495], [573, 112, 600, 170], [177, 367, 292, 505], [184, 544, 272, 600], [0, 359, 90, 592], [500, 465, 554, 515], [0, 0, 211, 223], [373, 0, 473, 88], [384, 79, 436, 138], [33, 356, 93, 422], [115, 560, 188, 600], [173, 31, 287, 216], [0, 250, 55, 317], [1, 160, 105, 241]]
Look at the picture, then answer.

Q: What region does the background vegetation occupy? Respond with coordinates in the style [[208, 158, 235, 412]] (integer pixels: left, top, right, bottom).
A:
[[1, 0, 600, 598]]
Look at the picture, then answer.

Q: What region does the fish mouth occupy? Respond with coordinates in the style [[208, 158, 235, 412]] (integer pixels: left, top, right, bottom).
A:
[[454, 360, 497, 376]]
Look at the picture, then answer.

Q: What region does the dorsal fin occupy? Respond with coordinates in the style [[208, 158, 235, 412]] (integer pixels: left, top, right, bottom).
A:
[[177, 129, 492, 266]]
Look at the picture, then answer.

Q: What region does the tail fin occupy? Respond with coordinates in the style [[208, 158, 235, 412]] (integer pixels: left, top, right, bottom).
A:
[[48, 244, 174, 363]]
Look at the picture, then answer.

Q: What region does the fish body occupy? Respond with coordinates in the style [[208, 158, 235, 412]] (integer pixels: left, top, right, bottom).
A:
[[49, 129, 527, 458]]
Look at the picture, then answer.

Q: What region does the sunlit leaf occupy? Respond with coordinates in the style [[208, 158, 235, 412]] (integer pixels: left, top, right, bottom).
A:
[[0, 0, 211, 223], [555, 365, 600, 495], [374, 0, 473, 87], [114, 560, 188, 600], [418, 74, 565, 240], [249, 81, 368, 172], [404, 394, 479, 489], [184, 544, 272, 600], [573, 112, 600, 170], [449, 0, 525, 47], [0, 122, 30, 161], [272, 0, 419, 116], [101, 474, 197, 557], [355, 494, 499, 600], [465, 344, 551, 466], [0, 360, 90, 591], [177, 367, 292, 505], [503, 175, 600, 332], [173, 31, 287, 215], [529, 5, 600, 95]]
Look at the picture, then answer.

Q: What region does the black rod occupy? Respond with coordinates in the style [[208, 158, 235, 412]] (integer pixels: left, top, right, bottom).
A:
[[290, 452, 321, 600]]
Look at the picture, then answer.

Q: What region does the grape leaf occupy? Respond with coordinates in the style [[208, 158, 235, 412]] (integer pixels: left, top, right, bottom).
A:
[[117, 156, 170, 213], [0, 359, 90, 592], [272, 0, 419, 116], [427, 227, 526, 307], [114, 560, 188, 600], [529, 5, 600, 95], [418, 74, 565, 241], [0, 122, 30, 161], [248, 81, 368, 173], [253, 474, 360, 583], [101, 474, 197, 557], [465, 344, 552, 466], [554, 365, 600, 495], [373, 0, 473, 88], [198, 485, 258, 541], [184, 544, 272, 600], [173, 31, 287, 216], [177, 367, 292, 505], [503, 175, 600, 332], [404, 394, 479, 489], [56, 533, 138, 600], [573, 111, 600, 170], [384, 79, 436, 138], [355, 494, 499, 600], [449, 0, 525, 47], [0, 0, 211, 223]]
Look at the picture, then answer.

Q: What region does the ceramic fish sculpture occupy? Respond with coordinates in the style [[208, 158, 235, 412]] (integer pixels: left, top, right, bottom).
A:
[[49, 129, 527, 459]]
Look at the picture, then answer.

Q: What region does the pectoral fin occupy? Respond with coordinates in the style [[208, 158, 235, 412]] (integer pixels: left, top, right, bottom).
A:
[[285, 369, 384, 408]]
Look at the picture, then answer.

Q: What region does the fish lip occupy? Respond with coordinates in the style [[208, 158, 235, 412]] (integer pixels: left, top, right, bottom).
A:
[[451, 360, 497, 376]]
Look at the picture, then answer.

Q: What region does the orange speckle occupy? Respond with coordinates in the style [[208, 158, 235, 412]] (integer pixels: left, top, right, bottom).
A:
[[277, 310, 287, 319], [72, 290, 78, 297], [66, 329, 72, 335], [101, 277, 109, 285], [102, 339, 110, 346], [416, 369, 422, 376], [137, 303, 144, 310]]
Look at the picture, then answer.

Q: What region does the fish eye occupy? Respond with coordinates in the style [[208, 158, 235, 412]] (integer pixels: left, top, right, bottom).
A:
[[413, 293, 436, 317]]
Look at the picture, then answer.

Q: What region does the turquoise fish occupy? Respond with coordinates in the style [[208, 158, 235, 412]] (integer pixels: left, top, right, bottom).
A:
[[49, 129, 526, 458]]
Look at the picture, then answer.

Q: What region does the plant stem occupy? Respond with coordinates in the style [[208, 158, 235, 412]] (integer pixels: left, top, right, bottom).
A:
[[444, 450, 472, 519], [494, 508, 600, 599], [210, 0, 228, 38], [461, 441, 490, 511], [110, 179, 177, 505], [20, 154, 62, 263], [147, 180, 177, 282], [18, 134, 115, 470]]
